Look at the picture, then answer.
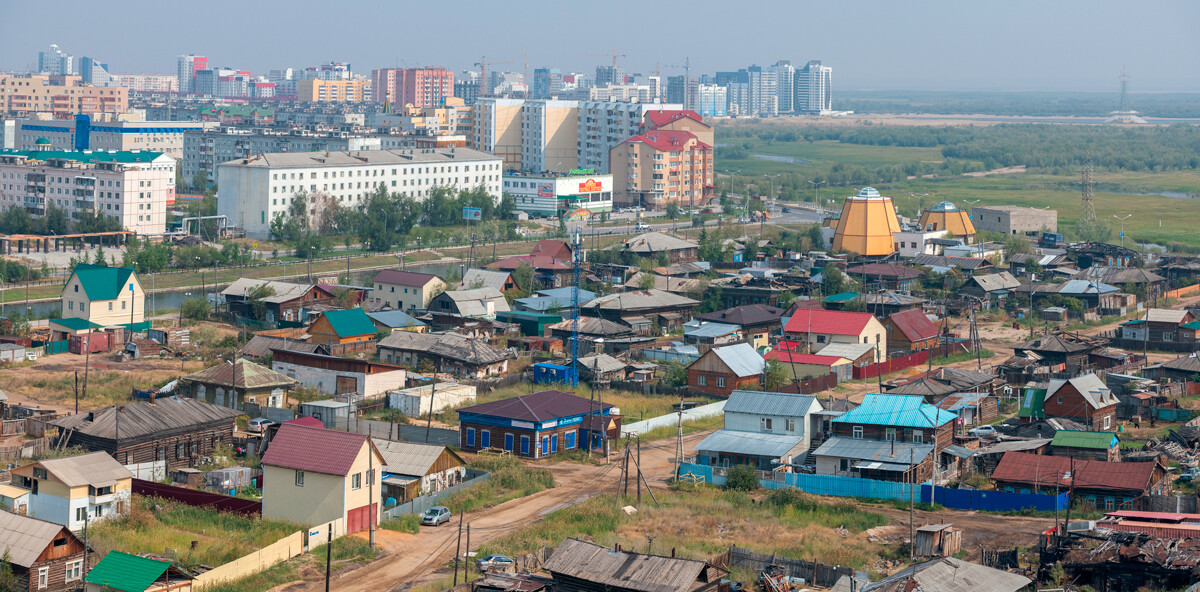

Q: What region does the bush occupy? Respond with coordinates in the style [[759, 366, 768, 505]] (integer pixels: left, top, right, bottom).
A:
[[180, 297, 209, 320], [380, 514, 420, 534], [725, 464, 759, 490]]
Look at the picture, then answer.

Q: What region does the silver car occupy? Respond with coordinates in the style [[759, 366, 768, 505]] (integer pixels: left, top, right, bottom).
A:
[[421, 506, 451, 526]]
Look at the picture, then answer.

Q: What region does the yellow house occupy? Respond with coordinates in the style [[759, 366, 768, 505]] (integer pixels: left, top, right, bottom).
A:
[[8, 451, 133, 531], [60, 264, 145, 327], [371, 270, 446, 312], [260, 423, 384, 533]]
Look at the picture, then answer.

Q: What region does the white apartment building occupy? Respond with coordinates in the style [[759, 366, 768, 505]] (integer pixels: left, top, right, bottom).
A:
[[795, 60, 833, 114], [575, 101, 682, 173], [217, 148, 503, 239], [502, 171, 614, 217], [183, 127, 383, 185], [0, 147, 175, 234], [109, 73, 179, 93]]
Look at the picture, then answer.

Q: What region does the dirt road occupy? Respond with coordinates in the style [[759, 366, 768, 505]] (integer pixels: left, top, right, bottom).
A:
[[274, 433, 702, 592]]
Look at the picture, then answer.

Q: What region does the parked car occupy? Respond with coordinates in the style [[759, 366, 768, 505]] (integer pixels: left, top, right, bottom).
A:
[[701, 208, 715, 214], [247, 418, 274, 433], [781, 207, 792, 213], [635, 222, 651, 231], [475, 554, 515, 571], [967, 425, 997, 438], [1177, 467, 1200, 482], [421, 506, 452, 526]]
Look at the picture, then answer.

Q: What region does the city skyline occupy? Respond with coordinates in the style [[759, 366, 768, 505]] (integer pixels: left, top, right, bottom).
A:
[[2, 0, 1199, 92]]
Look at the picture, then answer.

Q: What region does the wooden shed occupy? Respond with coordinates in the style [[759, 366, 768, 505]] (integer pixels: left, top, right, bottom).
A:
[[125, 339, 163, 359], [914, 523, 962, 558]]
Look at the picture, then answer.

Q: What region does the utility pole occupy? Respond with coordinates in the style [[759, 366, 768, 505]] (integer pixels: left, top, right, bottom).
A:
[[454, 512, 464, 586], [909, 447, 915, 560], [74, 370, 79, 414], [463, 524, 471, 583], [425, 378, 436, 444], [368, 426, 375, 550], [324, 523, 332, 592], [1113, 214, 1132, 249]]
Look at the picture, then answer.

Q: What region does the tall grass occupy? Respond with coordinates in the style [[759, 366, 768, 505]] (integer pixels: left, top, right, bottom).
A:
[[439, 455, 555, 514], [380, 514, 421, 534], [201, 536, 376, 592]]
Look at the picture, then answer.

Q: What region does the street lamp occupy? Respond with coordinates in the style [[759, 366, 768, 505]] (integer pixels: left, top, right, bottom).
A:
[[910, 193, 929, 219], [1114, 214, 1133, 248], [809, 180, 826, 211], [763, 174, 781, 211]]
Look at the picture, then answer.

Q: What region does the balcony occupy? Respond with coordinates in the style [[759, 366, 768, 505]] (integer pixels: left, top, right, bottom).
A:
[[89, 492, 115, 505]]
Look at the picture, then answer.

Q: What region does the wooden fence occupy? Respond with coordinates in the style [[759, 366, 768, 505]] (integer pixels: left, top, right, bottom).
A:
[[714, 546, 853, 588], [1165, 283, 1200, 300], [774, 373, 838, 395], [325, 340, 378, 356]]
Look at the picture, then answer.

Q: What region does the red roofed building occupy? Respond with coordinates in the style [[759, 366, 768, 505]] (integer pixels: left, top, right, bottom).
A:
[[991, 451, 1170, 510], [260, 423, 385, 533], [883, 308, 940, 353], [642, 109, 714, 147], [610, 129, 713, 210], [765, 348, 853, 382], [486, 255, 574, 289], [783, 309, 888, 362], [530, 239, 573, 261]]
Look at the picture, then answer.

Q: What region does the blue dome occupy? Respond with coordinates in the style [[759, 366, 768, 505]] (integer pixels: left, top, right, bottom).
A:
[[930, 201, 958, 212], [856, 187, 881, 198]]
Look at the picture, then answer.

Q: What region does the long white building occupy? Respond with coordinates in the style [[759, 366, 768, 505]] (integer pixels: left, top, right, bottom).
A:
[[0, 146, 175, 234], [217, 148, 503, 239], [183, 127, 383, 186]]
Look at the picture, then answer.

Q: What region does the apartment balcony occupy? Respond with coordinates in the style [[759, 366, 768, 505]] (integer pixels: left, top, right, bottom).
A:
[[89, 492, 115, 505]]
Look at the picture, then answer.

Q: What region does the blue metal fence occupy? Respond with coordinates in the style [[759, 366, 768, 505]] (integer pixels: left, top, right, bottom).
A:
[[921, 484, 1068, 512], [781, 472, 915, 500]]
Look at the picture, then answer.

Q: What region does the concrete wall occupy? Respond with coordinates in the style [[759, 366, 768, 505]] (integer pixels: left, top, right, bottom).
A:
[[388, 384, 477, 417], [274, 361, 405, 397]]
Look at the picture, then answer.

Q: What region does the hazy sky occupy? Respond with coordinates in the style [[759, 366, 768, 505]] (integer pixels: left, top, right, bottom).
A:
[[4, 0, 1199, 92]]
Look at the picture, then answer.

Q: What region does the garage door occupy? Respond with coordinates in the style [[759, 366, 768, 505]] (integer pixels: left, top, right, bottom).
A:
[[346, 503, 377, 534]]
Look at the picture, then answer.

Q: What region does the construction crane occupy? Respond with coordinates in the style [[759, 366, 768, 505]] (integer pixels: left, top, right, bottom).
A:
[[584, 49, 627, 69], [473, 56, 512, 99]]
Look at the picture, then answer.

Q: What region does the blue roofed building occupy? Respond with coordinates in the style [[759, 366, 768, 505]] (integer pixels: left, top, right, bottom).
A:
[[816, 394, 962, 483], [682, 320, 744, 353], [687, 343, 765, 397], [368, 310, 428, 334], [513, 287, 596, 317], [694, 390, 824, 470]]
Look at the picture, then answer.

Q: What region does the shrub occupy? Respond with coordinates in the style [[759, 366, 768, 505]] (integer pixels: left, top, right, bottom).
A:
[[725, 464, 759, 490], [180, 297, 209, 320]]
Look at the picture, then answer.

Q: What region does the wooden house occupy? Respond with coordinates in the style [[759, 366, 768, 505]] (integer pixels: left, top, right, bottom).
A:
[[686, 343, 765, 397], [308, 308, 379, 347], [883, 308, 940, 353], [543, 538, 727, 592], [372, 439, 466, 504], [0, 510, 88, 592], [1041, 374, 1119, 431], [1049, 430, 1120, 462], [992, 451, 1169, 510], [221, 278, 331, 324]]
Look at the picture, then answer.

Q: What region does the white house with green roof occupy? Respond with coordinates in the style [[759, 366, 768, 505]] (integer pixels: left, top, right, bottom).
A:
[[0, 147, 175, 234], [59, 264, 144, 328]]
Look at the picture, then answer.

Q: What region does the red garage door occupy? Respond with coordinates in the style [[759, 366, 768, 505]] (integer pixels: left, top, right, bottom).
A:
[[346, 503, 377, 534]]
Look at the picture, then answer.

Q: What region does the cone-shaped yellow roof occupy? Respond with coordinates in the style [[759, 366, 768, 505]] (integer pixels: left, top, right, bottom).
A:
[[918, 201, 976, 238], [832, 188, 901, 256]]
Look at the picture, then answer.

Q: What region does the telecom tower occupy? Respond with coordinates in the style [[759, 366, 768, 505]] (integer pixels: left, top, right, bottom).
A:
[[570, 231, 582, 386], [1080, 163, 1097, 225]]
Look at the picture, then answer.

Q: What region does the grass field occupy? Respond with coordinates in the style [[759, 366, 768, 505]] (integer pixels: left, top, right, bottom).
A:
[[478, 486, 895, 576], [723, 139, 946, 176]]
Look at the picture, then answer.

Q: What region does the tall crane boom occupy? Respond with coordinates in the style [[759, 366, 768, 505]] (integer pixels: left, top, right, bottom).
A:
[[584, 49, 628, 69], [473, 56, 512, 99]]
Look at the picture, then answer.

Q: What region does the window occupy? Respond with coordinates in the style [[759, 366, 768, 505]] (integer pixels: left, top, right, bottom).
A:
[[566, 431, 576, 449], [885, 428, 896, 441], [33, 467, 47, 479], [912, 431, 924, 443], [1104, 416, 1111, 429], [852, 426, 864, 439], [839, 459, 849, 471], [481, 430, 491, 449], [716, 377, 726, 387], [94, 505, 104, 518], [1105, 497, 1115, 510], [177, 442, 186, 458], [505, 433, 514, 451], [351, 473, 362, 489], [466, 428, 476, 447], [816, 335, 826, 343], [76, 507, 87, 522], [520, 435, 530, 455], [108, 302, 113, 311], [786, 419, 795, 432], [38, 567, 48, 589], [295, 470, 305, 486], [65, 560, 83, 582], [760, 417, 773, 431], [697, 375, 706, 386]]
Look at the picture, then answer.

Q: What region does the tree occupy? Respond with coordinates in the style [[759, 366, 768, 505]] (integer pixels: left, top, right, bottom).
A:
[[0, 551, 21, 592], [725, 464, 759, 490], [822, 265, 855, 296], [181, 297, 209, 320], [776, 290, 797, 309], [192, 170, 209, 192], [763, 359, 789, 390], [637, 272, 657, 290], [511, 262, 536, 297], [699, 285, 724, 313], [666, 202, 681, 220], [247, 284, 277, 321], [496, 193, 516, 220], [663, 361, 688, 387]]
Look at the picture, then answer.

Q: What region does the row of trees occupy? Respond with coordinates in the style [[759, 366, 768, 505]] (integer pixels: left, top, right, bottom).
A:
[[0, 202, 122, 236]]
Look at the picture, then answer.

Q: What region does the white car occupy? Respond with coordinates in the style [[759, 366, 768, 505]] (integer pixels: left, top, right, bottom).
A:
[[635, 223, 651, 231], [968, 425, 997, 438]]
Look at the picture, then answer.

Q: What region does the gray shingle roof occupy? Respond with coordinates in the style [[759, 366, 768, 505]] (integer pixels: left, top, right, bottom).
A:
[[695, 430, 806, 458], [862, 557, 1031, 592], [620, 232, 698, 254], [52, 398, 241, 443], [459, 268, 512, 292], [378, 331, 510, 365], [372, 439, 462, 478], [37, 451, 134, 488], [582, 289, 699, 312], [220, 278, 314, 304], [724, 390, 818, 417], [710, 343, 765, 377], [1046, 373, 1117, 410], [0, 511, 72, 567]]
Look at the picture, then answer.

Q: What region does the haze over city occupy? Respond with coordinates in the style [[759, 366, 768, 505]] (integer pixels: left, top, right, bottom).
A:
[[3, 0, 1200, 91]]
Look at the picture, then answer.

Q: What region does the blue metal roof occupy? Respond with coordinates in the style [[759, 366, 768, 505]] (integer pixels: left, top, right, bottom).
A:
[[710, 343, 766, 378], [535, 287, 596, 302], [833, 394, 956, 428], [367, 310, 426, 329], [1058, 279, 1118, 295], [724, 390, 817, 417], [695, 430, 806, 458], [684, 321, 741, 339]]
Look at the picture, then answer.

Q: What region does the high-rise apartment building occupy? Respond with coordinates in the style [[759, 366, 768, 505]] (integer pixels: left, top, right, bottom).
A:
[[296, 79, 367, 103], [0, 75, 128, 116], [0, 147, 175, 234], [453, 72, 480, 106], [695, 84, 728, 117], [38, 44, 75, 76], [472, 98, 525, 170], [745, 65, 778, 117], [109, 74, 179, 93], [521, 100, 579, 173], [532, 68, 563, 99], [772, 60, 795, 114], [595, 66, 626, 88], [371, 68, 454, 108], [15, 114, 207, 159], [610, 129, 713, 210], [79, 57, 111, 87], [176, 54, 207, 93], [216, 148, 503, 239], [666, 76, 700, 111], [795, 60, 832, 114], [303, 62, 351, 81], [726, 82, 750, 117], [575, 101, 682, 173]]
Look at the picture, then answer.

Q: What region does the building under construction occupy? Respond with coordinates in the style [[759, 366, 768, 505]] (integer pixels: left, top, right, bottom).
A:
[[831, 187, 901, 258]]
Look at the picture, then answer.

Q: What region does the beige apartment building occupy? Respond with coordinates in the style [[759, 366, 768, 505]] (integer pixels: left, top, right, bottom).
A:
[[0, 74, 128, 116], [521, 100, 578, 173], [297, 79, 367, 103], [610, 129, 714, 210], [472, 98, 524, 170]]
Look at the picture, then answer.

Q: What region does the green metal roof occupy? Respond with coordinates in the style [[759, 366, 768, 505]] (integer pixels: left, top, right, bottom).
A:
[[825, 292, 860, 302], [1018, 388, 1046, 419], [833, 394, 957, 428], [50, 317, 104, 330], [0, 149, 166, 164], [34, 137, 51, 145], [71, 264, 137, 301], [86, 551, 171, 592], [1181, 321, 1200, 330], [321, 308, 377, 338], [1052, 430, 1118, 450]]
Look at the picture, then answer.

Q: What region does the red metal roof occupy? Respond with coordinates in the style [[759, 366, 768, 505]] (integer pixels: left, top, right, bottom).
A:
[[887, 309, 939, 342], [991, 451, 1159, 493], [764, 350, 845, 365], [261, 423, 370, 476], [486, 255, 572, 271], [624, 130, 709, 152], [372, 269, 441, 287], [644, 110, 703, 129], [456, 390, 612, 422], [531, 239, 572, 260], [845, 263, 922, 279], [282, 416, 325, 428], [1105, 510, 1200, 523], [783, 309, 876, 336]]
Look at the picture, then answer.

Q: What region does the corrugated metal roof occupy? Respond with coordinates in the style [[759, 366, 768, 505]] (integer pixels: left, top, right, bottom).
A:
[[887, 308, 939, 342], [724, 390, 818, 417], [220, 278, 314, 304], [262, 423, 371, 476], [0, 511, 71, 567], [992, 451, 1159, 493], [621, 232, 699, 253], [862, 557, 1031, 592], [86, 551, 176, 592], [1051, 430, 1118, 450], [320, 308, 379, 338], [71, 264, 137, 301], [784, 309, 877, 336], [543, 538, 723, 592], [890, 378, 956, 398], [457, 390, 612, 422], [582, 289, 699, 311], [812, 436, 932, 464], [53, 399, 240, 442], [1145, 308, 1191, 324], [978, 438, 1052, 454], [1046, 373, 1116, 410], [833, 394, 956, 428], [943, 445, 975, 459], [368, 310, 426, 329], [710, 343, 765, 378], [578, 354, 627, 374], [936, 392, 991, 412], [684, 320, 741, 338], [460, 268, 512, 292], [695, 430, 806, 457], [1057, 279, 1118, 295], [372, 439, 462, 477], [182, 359, 298, 390], [812, 342, 877, 360], [372, 269, 441, 287]]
